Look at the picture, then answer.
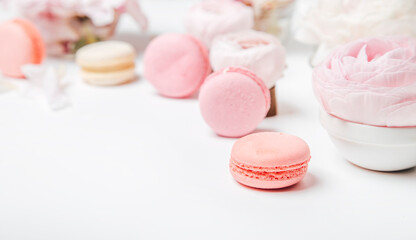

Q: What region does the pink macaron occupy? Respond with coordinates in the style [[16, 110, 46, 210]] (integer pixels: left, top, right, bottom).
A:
[[199, 67, 270, 138], [0, 19, 45, 78], [143, 33, 211, 98], [230, 132, 311, 189]]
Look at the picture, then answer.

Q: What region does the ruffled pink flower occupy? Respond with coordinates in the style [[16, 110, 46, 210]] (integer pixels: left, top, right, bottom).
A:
[[12, 0, 147, 56], [313, 37, 416, 127]]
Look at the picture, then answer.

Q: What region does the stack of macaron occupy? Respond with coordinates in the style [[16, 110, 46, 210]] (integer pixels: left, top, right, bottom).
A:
[[141, 1, 286, 138], [0, 3, 311, 190], [143, 30, 286, 137], [142, 1, 311, 188]]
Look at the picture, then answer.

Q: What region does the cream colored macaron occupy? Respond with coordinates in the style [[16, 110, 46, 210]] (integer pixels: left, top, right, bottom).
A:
[[76, 41, 136, 86]]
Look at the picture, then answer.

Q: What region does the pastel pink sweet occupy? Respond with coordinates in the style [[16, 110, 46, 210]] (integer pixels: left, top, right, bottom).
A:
[[184, 0, 254, 47], [313, 37, 416, 127], [199, 67, 270, 137], [0, 19, 45, 78], [230, 132, 311, 189], [210, 30, 286, 89], [143, 34, 211, 98]]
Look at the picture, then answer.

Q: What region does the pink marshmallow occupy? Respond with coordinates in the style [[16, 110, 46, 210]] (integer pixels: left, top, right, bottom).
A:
[[210, 30, 286, 89], [184, 0, 254, 48]]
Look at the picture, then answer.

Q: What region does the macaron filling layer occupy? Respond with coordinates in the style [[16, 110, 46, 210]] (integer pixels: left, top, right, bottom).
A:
[[81, 62, 135, 73], [230, 158, 310, 181]]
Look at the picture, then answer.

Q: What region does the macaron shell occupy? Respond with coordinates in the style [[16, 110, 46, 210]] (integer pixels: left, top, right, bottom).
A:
[[143, 34, 210, 98], [0, 19, 45, 78], [232, 132, 311, 167], [81, 67, 136, 86], [199, 68, 270, 137]]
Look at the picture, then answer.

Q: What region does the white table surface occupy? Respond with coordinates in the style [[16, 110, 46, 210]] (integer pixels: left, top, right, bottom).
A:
[[1, 1, 415, 239]]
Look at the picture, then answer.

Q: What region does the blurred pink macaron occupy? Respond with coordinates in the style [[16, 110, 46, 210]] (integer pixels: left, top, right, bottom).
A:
[[184, 0, 254, 47], [199, 67, 270, 138], [230, 132, 311, 189], [143, 33, 211, 98], [0, 19, 45, 78]]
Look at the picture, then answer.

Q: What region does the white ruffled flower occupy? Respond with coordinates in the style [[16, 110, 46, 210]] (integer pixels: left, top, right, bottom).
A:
[[294, 0, 416, 65]]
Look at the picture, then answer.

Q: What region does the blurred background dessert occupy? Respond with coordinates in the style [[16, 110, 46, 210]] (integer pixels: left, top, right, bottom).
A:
[[238, 0, 295, 43]]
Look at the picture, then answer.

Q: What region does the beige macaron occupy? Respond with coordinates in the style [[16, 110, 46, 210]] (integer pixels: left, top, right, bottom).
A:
[[76, 41, 136, 86]]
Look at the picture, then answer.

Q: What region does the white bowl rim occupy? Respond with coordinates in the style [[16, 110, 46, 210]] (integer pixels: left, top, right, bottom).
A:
[[319, 110, 416, 145]]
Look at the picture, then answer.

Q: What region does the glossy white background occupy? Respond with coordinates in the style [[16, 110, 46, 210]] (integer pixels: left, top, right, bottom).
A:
[[0, 0, 415, 239]]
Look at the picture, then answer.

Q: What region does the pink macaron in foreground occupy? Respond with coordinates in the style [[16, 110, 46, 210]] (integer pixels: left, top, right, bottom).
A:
[[230, 132, 311, 189], [199, 67, 270, 138], [0, 19, 45, 78], [143, 33, 211, 98]]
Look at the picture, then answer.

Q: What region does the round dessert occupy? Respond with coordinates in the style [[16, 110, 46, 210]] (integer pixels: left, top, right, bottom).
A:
[[230, 132, 311, 189], [199, 67, 270, 138], [76, 41, 136, 86], [0, 19, 45, 78], [184, 0, 254, 47], [210, 30, 286, 90], [143, 33, 211, 98]]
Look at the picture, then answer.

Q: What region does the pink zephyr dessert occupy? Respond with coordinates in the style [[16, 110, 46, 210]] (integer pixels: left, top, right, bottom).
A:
[[314, 37, 416, 171], [184, 0, 254, 48], [199, 67, 270, 138], [210, 30, 286, 117]]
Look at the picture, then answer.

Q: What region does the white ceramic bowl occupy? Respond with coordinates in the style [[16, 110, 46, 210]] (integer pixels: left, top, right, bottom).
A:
[[320, 111, 416, 171]]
